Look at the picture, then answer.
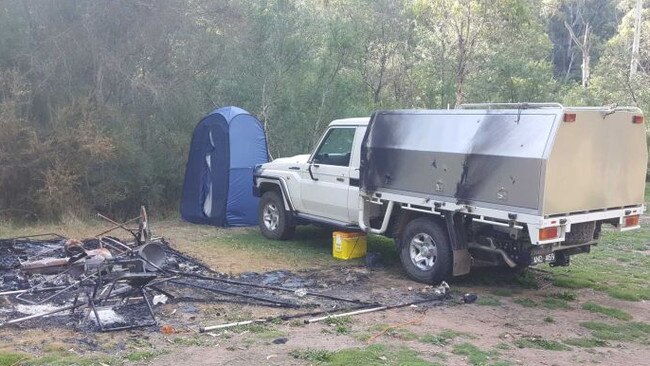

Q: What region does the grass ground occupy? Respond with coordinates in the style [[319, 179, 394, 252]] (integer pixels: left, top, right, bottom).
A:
[[1, 186, 650, 365]]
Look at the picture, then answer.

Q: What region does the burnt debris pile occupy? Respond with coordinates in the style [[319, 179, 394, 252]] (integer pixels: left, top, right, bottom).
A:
[[0, 208, 450, 332]]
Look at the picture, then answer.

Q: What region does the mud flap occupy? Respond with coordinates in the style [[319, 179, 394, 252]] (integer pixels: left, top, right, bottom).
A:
[[445, 213, 471, 276], [452, 249, 471, 276]]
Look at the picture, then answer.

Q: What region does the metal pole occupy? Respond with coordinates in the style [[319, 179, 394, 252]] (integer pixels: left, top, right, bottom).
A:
[[199, 303, 377, 333], [95, 214, 141, 238], [170, 280, 301, 308], [0, 286, 67, 296], [305, 297, 444, 324], [170, 269, 370, 305], [200, 319, 263, 332], [0, 303, 87, 327]]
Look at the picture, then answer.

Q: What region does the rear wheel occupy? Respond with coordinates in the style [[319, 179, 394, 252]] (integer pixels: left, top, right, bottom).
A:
[[258, 191, 295, 240], [399, 217, 452, 284]]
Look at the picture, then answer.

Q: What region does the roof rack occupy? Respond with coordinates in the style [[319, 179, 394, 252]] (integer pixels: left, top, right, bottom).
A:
[[459, 103, 564, 110], [460, 103, 643, 114], [564, 106, 643, 113]]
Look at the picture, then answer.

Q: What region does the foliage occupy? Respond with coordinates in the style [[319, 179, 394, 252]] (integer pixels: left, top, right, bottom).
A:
[[549, 220, 650, 301], [580, 321, 650, 343], [582, 302, 633, 320], [0, 0, 646, 220], [514, 336, 571, 351], [451, 342, 506, 365], [562, 337, 608, 348], [290, 345, 439, 365], [476, 295, 502, 306], [542, 298, 571, 309]]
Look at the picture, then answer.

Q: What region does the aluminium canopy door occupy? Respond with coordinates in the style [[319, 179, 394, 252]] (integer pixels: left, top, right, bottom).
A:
[[542, 108, 647, 216], [360, 109, 562, 215]]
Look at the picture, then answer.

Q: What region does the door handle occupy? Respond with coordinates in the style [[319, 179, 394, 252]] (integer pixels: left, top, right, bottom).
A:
[[289, 166, 300, 170], [307, 164, 319, 181], [336, 177, 345, 182]]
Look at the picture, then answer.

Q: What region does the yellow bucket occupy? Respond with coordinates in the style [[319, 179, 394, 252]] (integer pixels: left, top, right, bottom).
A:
[[332, 231, 367, 260]]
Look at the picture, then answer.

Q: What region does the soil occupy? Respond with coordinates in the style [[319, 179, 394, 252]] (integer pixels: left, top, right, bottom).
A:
[[148, 276, 650, 366]]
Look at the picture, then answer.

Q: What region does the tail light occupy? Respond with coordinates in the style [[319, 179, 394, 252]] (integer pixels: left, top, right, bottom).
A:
[[633, 115, 644, 124], [623, 215, 640, 228], [539, 226, 560, 241], [563, 113, 576, 122]]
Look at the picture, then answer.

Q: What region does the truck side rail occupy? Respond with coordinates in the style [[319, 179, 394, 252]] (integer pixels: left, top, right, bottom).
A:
[[359, 190, 644, 245]]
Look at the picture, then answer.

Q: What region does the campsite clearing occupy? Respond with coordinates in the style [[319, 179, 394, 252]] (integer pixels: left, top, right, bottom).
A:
[[0, 215, 649, 366]]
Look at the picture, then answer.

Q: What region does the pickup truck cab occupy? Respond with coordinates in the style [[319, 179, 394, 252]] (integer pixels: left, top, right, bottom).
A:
[[254, 118, 369, 234], [254, 104, 647, 283]]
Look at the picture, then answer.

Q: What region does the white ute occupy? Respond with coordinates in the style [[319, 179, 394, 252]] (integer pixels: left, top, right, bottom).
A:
[[253, 104, 647, 283]]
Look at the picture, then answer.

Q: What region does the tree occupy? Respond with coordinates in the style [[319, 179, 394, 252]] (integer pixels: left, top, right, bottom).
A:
[[630, 0, 643, 77]]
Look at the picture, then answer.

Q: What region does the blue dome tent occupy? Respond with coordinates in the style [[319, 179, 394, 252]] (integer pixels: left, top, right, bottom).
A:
[[181, 106, 269, 226]]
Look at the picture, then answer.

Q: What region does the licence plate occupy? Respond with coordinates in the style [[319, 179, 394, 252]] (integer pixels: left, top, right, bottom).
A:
[[532, 253, 556, 265]]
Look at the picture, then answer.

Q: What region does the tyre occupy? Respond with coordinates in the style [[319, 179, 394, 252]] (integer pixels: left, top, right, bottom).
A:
[[399, 217, 452, 284], [258, 190, 295, 240]]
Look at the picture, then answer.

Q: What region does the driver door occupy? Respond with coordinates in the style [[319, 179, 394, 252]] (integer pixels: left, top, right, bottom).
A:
[[300, 127, 356, 222]]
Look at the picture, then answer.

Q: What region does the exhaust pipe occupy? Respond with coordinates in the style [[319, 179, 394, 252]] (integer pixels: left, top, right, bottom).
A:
[[469, 240, 517, 268]]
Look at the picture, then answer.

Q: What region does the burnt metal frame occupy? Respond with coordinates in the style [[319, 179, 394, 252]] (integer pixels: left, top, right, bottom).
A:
[[89, 271, 159, 332]]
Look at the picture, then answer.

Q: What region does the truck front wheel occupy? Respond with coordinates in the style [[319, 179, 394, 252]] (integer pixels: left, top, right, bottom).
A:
[[258, 191, 295, 240], [399, 217, 452, 284]]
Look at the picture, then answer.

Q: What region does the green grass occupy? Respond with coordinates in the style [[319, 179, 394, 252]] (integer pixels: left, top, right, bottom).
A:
[[512, 271, 540, 289], [513, 297, 537, 307], [324, 316, 353, 335], [562, 337, 608, 348], [125, 350, 159, 362], [581, 302, 633, 320], [452, 267, 538, 290], [215, 227, 399, 268], [476, 295, 501, 306], [542, 298, 570, 309], [549, 223, 650, 302], [491, 288, 517, 297], [419, 329, 465, 346], [543, 316, 555, 323], [451, 343, 507, 366], [290, 348, 334, 363], [291, 345, 440, 366], [580, 321, 650, 343], [0, 352, 28, 366], [23, 353, 117, 366], [170, 336, 211, 347], [324, 316, 353, 326], [549, 291, 577, 301], [358, 323, 419, 341], [514, 336, 570, 351]]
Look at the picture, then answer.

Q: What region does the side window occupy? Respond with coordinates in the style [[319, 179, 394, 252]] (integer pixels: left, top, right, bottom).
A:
[[313, 128, 355, 167]]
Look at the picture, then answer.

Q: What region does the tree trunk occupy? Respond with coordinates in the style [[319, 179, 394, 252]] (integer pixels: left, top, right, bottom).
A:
[[630, 0, 643, 78], [455, 37, 467, 107], [564, 20, 591, 88], [581, 23, 590, 88]]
